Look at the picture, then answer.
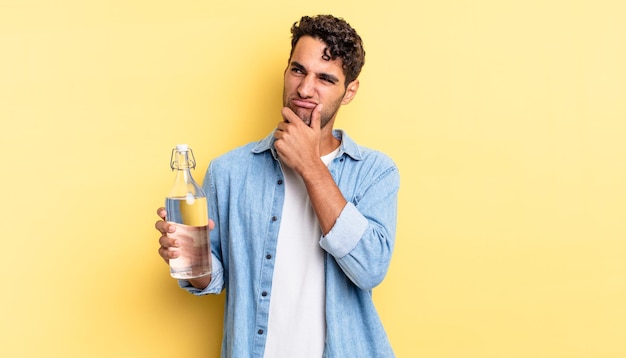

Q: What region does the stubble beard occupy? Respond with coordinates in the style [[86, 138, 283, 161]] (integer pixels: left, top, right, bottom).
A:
[[283, 92, 342, 129]]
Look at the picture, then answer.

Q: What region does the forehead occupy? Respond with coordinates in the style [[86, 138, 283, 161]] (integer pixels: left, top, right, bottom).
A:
[[290, 36, 345, 79]]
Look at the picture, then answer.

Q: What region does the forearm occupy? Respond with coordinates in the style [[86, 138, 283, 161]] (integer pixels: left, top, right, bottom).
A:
[[301, 160, 347, 235]]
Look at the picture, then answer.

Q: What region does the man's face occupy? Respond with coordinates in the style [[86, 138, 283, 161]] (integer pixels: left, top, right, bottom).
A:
[[282, 36, 357, 128]]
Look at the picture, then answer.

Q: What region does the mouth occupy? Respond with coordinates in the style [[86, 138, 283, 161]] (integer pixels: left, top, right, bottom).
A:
[[291, 99, 318, 109]]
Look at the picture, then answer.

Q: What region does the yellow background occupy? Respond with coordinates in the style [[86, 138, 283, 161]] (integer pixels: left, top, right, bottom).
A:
[[1, 1, 624, 357]]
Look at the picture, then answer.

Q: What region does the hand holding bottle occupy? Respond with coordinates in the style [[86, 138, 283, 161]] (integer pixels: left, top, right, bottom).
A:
[[159, 144, 213, 279], [155, 207, 214, 289], [155, 207, 215, 261]]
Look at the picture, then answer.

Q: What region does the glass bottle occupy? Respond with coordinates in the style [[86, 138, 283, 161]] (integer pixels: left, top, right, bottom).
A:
[[165, 144, 211, 279]]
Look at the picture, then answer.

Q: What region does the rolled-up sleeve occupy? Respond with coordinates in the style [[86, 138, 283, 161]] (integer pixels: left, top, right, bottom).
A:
[[319, 203, 368, 258], [319, 160, 399, 290]]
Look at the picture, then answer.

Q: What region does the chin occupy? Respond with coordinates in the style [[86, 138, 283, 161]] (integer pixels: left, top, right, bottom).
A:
[[293, 109, 312, 125]]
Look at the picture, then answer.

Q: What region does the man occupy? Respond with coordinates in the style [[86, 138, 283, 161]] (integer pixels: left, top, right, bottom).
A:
[[156, 14, 399, 357]]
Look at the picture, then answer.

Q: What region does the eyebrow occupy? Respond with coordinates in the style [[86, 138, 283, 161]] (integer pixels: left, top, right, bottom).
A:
[[291, 61, 340, 84], [291, 61, 306, 72]]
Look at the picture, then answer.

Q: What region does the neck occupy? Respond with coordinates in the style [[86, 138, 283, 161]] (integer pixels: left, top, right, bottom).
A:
[[319, 128, 340, 156]]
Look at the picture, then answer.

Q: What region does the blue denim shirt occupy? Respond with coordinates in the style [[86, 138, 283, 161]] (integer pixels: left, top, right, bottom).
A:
[[180, 130, 399, 357]]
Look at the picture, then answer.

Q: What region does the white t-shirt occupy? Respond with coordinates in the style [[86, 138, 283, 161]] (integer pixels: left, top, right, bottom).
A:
[[263, 148, 339, 357]]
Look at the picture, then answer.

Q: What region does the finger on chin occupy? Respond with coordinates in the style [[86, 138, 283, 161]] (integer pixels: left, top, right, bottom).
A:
[[281, 106, 297, 122]]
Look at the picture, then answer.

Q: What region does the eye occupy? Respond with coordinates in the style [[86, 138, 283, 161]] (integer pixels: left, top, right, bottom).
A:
[[319, 75, 337, 85]]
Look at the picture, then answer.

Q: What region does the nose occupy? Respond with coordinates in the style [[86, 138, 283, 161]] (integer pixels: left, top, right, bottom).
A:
[[297, 75, 315, 98]]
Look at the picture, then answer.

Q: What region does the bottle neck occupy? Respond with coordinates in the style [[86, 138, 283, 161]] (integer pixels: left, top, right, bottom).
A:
[[173, 166, 193, 183], [168, 149, 200, 199], [171, 150, 194, 171]]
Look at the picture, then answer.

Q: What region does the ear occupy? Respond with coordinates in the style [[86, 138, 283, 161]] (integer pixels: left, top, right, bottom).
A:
[[341, 79, 360, 105]]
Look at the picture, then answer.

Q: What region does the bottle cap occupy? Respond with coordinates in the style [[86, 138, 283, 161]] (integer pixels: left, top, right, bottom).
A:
[[176, 144, 189, 152]]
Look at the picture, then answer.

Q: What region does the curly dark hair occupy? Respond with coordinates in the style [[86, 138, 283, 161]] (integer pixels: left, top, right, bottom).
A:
[[290, 15, 365, 86]]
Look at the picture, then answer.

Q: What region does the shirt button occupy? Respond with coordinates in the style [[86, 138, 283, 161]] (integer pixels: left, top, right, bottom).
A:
[[271, 216, 278, 222], [261, 291, 267, 297], [258, 329, 264, 335], [266, 254, 272, 259], [277, 179, 283, 185]]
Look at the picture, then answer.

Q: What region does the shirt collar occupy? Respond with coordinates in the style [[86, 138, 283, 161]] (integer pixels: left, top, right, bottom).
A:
[[252, 129, 363, 161]]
